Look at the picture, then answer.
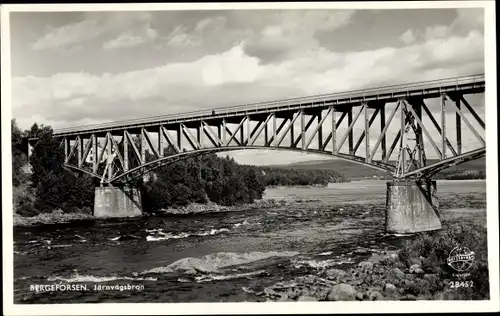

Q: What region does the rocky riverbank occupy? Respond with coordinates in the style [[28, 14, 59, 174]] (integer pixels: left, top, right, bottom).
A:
[[13, 198, 318, 226], [259, 250, 465, 301], [13, 209, 93, 226], [257, 218, 489, 302], [151, 198, 321, 216], [267, 184, 330, 189]]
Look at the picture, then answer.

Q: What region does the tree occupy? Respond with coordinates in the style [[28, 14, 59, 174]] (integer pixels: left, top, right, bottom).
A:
[[27, 123, 94, 214], [11, 119, 28, 186], [34, 170, 94, 213], [28, 124, 64, 188]]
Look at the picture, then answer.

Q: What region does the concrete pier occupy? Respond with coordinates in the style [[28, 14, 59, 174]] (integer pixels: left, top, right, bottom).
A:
[[385, 180, 441, 234], [94, 186, 142, 218]]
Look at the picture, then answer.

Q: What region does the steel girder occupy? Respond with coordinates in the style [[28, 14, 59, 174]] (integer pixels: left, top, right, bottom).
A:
[[42, 75, 486, 185]]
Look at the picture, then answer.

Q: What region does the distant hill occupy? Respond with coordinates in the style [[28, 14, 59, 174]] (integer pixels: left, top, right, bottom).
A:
[[271, 157, 486, 180]]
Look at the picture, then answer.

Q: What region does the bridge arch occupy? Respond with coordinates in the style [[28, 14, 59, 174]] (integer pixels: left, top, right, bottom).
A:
[[63, 145, 486, 185]]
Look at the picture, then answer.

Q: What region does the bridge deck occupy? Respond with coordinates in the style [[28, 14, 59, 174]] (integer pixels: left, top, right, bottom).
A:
[[52, 74, 485, 138]]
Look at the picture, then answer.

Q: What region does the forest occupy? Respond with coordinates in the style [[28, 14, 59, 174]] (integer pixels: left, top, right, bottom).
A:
[[11, 120, 347, 216]]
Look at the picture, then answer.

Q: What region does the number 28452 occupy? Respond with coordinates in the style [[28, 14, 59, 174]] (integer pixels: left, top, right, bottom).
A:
[[449, 281, 474, 288]]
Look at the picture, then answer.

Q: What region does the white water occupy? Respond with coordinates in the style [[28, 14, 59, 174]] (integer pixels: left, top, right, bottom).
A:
[[194, 270, 268, 283], [141, 251, 300, 274], [47, 274, 157, 283], [145, 228, 230, 242]]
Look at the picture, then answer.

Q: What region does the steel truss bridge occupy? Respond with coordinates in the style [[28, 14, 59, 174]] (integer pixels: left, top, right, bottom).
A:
[[45, 74, 486, 186]]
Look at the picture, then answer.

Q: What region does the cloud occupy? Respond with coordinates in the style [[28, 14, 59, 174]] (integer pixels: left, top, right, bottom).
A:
[[195, 16, 227, 33], [400, 29, 416, 44], [201, 45, 262, 85], [241, 10, 355, 63], [399, 8, 484, 45], [33, 19, 99, 51], [13, 25, 484, 133], [103, 23, 158, 50], [32, 12, 156, 51], [157, 10, 355, 62], [161, 16, 229, 49], [454, 8, 484, 34], [164, 26, 203, 48]]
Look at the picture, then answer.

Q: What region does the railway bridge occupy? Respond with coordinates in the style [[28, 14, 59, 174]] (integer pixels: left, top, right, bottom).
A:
[[29, 74, 486, 233]]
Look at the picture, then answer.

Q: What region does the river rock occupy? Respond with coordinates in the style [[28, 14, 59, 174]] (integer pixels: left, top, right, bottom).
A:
[[367, 290, 384, 301], [409, 264, 424, 274], [184, 269, 198, 275], [327, 284, 357, 301], [285, 288, 302, 300], [358, 261, 374, 273], [423, 274, 439, 283], [297, 295, 318, 301], [355, 292, 364, 301], [264, 275, 335, 301], [407, 257, 422, 267], [394, 260, 406, 269], [384, 283, 397, 295], [295, 275, 334, 287], [385, 252, 399, 263], [325, 268, 347, 281], [401, 294, 417, 301], [387, 267, 406, 282], [278, 294, 290, 301], [400, 279, 415, 288], [367, 253, 386, 263]]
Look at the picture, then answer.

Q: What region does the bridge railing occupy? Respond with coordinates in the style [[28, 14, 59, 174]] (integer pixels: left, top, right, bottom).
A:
[[53, 74, 484, 135]]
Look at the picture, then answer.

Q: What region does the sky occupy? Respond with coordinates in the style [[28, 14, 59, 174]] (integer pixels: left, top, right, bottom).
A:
[[8, 7, 486, 165]]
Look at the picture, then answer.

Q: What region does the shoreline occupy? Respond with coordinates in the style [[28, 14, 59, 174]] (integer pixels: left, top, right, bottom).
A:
[[13, 179, 486, 227], [13, 198, 320, 227], [261, 218, 488, 301], [150, 198, 322, 216]]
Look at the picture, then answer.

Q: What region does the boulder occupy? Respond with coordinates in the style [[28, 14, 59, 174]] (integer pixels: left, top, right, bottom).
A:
[[297, 295, 318, 301], [358, 261, 374, 273], [409, 264, 424, 274], [326, 284, 357, 301], [407, 257, 422, 267], [400, 279, 415, 288], [284, 287, 302, 300], [367, 253, 385, 263], [367, 291, 384, 301], [278, 294, 290, 301], [387, 253, 399, 262], [355, 292, 364, 301], [394, 261, 406, 269], [263, 275, 335, 301], [402, 294, 417, 301], [384, 283, 397, 295], [387, 267, 406, 281], [325, 268, 347, 281]]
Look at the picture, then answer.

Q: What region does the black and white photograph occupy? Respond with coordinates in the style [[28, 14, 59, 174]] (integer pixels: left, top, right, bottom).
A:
[[2, 1, 499, 315]]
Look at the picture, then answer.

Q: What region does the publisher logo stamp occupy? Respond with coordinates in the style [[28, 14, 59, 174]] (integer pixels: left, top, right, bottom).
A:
[[447, 246, 475, 272]]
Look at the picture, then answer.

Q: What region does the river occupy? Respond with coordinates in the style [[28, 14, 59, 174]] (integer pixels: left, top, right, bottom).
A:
[[13, 180, 487, 303]]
